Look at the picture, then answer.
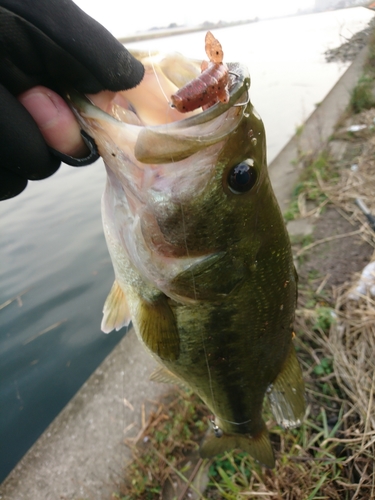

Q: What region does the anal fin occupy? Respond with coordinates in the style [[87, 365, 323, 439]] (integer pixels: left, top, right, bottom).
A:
[[200, 425, 275, 468], [138, 295, 180, 361], [150, 366, 190, 390], [101, 280, 131, 333], [267, 345, 305, 429]]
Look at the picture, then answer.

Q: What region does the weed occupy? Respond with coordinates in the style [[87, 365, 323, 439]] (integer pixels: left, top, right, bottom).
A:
[[284, 152, 338, 223], [112, 390, 210, 499], [365, 25, 375, 74], [350, 74, 375, 114], [313, 306, 336, 332], [284, 199, 300, 221], [313, 357, 333, 376], [295, 123, 304, 137]]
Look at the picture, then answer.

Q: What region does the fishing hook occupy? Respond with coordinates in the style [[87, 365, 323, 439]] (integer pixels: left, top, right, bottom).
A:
[[210, 417, 223, 438]]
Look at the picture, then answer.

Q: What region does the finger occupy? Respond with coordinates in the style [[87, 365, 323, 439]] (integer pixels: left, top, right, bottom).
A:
[[0, 84, 60, 179], [18, 86, 88, 158]]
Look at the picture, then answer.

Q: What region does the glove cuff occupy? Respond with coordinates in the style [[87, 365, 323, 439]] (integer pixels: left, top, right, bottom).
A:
[[49, 130, 99, 167]]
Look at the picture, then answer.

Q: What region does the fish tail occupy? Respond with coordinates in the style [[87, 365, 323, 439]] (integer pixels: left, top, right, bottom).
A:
[[199, 425, 275, 468]]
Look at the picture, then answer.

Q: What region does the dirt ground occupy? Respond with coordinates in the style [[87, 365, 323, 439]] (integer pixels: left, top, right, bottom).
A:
[[290, 106, 375, 293], [295, 18, 375, 292], [300, 206, 373, 288]]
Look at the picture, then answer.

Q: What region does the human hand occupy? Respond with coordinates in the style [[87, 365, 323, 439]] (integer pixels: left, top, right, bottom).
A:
[[0, 0, 144, 200]]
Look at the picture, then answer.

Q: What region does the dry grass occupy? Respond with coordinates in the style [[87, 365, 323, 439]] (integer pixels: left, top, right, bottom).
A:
[[316, 122, 375, 498], [315, 110, 375, 452], [112, 391, 211, 500], [282, 105, 375, 499]]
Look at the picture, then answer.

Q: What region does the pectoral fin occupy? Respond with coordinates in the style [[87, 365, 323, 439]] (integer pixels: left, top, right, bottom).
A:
[[137, 295, 180, 361], [101, 281, 131, 333], [200, 425, 275, 468], [267, 345, 305, 429], [150, 366, 189, 390]]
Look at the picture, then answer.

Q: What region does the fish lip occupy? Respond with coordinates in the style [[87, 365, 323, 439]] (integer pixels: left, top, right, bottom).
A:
[[65, 62, 250, 132]]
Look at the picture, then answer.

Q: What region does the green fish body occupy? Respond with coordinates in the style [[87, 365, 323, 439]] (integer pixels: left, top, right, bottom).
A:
[[68, 47, 305, 468]]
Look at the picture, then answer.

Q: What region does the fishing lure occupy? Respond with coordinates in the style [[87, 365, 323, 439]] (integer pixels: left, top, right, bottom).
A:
[[170, 31, 230, 113]]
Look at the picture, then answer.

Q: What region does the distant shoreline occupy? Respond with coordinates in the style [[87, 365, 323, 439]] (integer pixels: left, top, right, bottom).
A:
[[117, 19, 258, 44], [118, 6, 373, 44]]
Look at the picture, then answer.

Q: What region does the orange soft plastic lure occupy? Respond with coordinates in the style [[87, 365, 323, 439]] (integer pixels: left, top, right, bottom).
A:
[[170, 31, 230, 113]]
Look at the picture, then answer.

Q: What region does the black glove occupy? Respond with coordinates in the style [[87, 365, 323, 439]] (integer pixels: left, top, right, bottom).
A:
[[0, 0, 144, 200]]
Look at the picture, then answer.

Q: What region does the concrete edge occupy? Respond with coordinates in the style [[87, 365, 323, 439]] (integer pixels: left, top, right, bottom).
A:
[[0, 329, 168, 500], [269, 45, 369, 213]]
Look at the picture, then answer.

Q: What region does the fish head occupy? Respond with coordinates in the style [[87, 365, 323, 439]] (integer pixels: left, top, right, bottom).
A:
[[67, 53, 275, 303]]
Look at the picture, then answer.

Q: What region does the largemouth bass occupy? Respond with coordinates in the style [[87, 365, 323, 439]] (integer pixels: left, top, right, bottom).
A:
[[68, 36, 305, 468]]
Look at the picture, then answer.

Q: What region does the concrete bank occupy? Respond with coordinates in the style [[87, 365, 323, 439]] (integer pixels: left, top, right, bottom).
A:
[[0, 46, 369, 500], [269, 44, 369, 212], [0, 329, 167, 500]]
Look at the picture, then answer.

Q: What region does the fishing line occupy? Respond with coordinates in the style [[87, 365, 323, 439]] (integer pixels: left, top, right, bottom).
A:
[[178, 189, 218, 417], [180, 201, 218, 417], [147, 48, 216, 411], [233, 82, 250, 111], [148, 48, 170, 106], [148, 48, 181, 126], [121, 307, 132, 468], [219, 416, 253, 426]]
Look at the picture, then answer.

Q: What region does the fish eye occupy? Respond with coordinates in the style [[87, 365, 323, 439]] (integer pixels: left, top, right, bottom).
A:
[[227, 160, 257, 194]]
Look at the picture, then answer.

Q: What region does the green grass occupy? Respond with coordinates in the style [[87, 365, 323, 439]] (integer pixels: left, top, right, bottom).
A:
[[283, 152, 337, 222], [349, 25, 375, 114], [349, 74, 375, 114], [112, 332, 366, 500], [113, 391, 210, 499]]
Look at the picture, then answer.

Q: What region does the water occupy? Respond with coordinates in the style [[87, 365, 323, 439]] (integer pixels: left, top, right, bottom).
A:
[[0, 7, 373, 482]]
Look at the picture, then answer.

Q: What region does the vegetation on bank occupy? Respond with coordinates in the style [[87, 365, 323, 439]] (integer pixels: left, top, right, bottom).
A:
[[350, 25, 375, 114], [111, 23, 375, 500]]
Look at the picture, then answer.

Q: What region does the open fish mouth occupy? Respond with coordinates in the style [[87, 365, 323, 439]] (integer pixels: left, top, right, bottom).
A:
[[66, 53, 251, 165], [65, 51, 255, 303]]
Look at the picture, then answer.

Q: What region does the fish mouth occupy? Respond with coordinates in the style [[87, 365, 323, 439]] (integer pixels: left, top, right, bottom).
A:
[[66, 53, 250, 165]]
